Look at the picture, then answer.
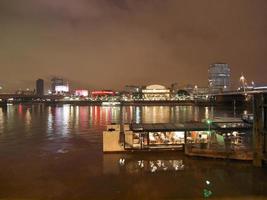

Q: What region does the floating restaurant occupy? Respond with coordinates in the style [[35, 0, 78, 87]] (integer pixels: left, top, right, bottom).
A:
[[103, 92, 267, 166], [103, 120, 252, 153]]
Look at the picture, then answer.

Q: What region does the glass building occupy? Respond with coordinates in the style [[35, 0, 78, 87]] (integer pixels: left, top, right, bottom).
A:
[[208, 63, 230, 92]]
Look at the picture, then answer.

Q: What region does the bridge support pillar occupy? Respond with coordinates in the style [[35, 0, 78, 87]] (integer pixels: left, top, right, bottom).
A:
[[253, 94, 264, 167]]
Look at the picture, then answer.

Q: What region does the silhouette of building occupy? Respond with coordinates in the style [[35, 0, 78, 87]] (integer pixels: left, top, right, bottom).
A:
[[36, 79, 44, 96]]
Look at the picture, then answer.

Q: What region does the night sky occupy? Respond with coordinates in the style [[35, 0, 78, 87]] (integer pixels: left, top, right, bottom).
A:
[[0, 0, 266, 91]]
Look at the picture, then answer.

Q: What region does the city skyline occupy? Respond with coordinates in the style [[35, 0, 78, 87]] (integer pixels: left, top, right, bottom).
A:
[[0, 0, 267, 91], [0, 67, 259, 93], [1, 1, 267, 198]]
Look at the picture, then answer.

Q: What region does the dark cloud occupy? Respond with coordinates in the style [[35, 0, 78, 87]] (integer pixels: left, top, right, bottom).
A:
[[0, 0, 266, 91]]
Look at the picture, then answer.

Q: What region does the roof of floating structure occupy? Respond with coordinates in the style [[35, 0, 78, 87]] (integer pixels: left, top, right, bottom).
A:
[[130, 122, 252, 132]]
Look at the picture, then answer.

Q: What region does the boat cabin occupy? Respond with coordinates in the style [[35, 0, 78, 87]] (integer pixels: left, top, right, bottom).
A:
[[103, 121, 252, 152]]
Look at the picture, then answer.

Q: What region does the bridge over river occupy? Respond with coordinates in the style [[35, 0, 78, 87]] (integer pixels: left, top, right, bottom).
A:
[[0, 93, 64, 104]]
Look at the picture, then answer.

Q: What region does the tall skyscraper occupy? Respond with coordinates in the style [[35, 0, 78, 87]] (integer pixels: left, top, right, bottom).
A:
[[208, 63, 230, 92], [36, 79, 44, 96]]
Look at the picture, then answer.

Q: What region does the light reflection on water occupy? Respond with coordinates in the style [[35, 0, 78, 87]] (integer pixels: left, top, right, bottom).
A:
[[0, 107, 3, 133], [47, 106, 53, 135], [0, 104, 266, 200], [0, 104, 247, 152], [116, 158, 185, 173]]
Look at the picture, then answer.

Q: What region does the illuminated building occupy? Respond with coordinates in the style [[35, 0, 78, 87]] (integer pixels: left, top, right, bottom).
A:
[[91, 91, 115, 96], [91, 90, 116, 101], [55, 85, 69, 94], [176, 89, 191, 100], [142, 85, 170, 101], [15, 89, 35, 95], [36, 79, 44, 96], [193, 86, 210, 99], [208, 63, 230, 92], [124, 85, 143, 100], [51, 77, 69, 94], [75, 89, 89, 97], [125, 85, 142, 93], [51, 77, 64, 93]]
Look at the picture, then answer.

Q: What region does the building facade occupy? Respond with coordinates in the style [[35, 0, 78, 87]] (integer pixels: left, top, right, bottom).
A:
[[51, 77, 69, 94], [208, 63, 230, 92], [51, 77, 64, 93], [75, 89, 89, 97], [36, 79, 44, 96], [91, 90, 117, 101], [142, 85, 170, 101], [124, 85, 143, 101]]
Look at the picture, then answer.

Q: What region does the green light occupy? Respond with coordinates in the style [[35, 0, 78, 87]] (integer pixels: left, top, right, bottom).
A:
[[206, 119, 212, 125], [203, 188, 213, 198]]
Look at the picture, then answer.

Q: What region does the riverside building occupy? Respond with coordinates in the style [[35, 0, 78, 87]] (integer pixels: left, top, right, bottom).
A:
[[208, 63, 230, 93], [142, 85, 170, 101]]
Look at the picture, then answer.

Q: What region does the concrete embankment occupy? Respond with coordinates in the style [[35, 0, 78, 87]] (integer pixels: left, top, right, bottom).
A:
[[2, 99, 252, 108]]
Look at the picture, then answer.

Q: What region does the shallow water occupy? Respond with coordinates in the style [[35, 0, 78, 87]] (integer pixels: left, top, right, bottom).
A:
[[0, 104, 266, 200]]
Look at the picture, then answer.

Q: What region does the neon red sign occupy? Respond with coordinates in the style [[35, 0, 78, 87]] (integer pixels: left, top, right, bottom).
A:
[[91, 91, 115, 96]]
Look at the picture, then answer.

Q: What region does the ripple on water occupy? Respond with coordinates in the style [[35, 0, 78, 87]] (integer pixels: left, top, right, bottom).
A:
[[56, 149, 69, 154], [0, 104, 262, 200]]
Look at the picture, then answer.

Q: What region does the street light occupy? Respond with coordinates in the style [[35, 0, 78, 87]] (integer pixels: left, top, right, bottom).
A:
[[239, 74, 247, 95], [194, 85, 198, 99], [240, 75, 245, 82]]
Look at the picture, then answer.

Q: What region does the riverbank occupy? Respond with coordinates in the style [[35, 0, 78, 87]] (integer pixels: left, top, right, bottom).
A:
[[0, 100, 252, 107]]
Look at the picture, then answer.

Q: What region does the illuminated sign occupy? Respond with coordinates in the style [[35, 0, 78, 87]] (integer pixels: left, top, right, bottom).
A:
[[55, 85, 69, 93], [142, 89, 170, 93], [75, 90, 89, 97], [91, 91, 115, 96]]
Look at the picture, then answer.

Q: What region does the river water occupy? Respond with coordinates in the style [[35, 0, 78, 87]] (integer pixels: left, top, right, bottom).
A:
[[0, 104, 266, 200]]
